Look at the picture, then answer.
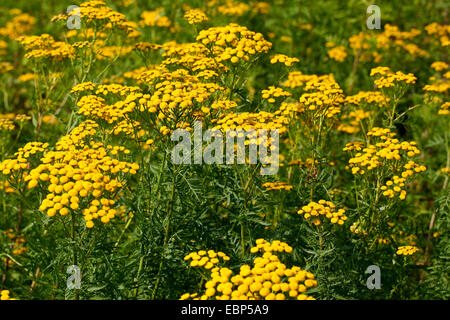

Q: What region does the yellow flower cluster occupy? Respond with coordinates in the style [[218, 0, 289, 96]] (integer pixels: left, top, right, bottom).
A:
[[299, 75, 344, 118], [381, 24, 421, 41], [0, 142, 48, 176], [217, 1, 250, 16], [297, 200, 347, 226], [0, 12, 35, 40], [274, 102, 305, 118], [96, 45, 134, 60], [400, 43, 428, 57], [345, 91, 388, 107], [143, 79, 222, 129], [42, 115, 57, 125], [281, 71, 318, 89], [1, 290, 16, 300], [82, 198, 118, 228], [261, 86, 291, 103], [24, 121, 138, 228], [140, 8, 171, 27], [349, 24, 428, 63], [16, 33, 49, 49], [184, 9, 209, 24], [370, 66, 393, 77], [0, 119, 15, 132], [211, 99, 238, 111], [348, 31, 371, 52], [77, 95, 108, 121], [342, 141, 364, 152], [0, 62, 13, 74], [380, 161, 426, 199], [438, 102, 449, 115], [95, 84, 141, 97], [327, 46, 347, 62], [213, 111, 289, 136], [270, 54, 299, 67], [431, 61, 448, 72], [196, 24, 272, 64], [76, 89, 143, 124], [184, 250, 230, 269], [181, 240, 317, 300], [71, 82, 96, 93], [370, 67, 417, 89], [17, 34, 75, 60], [211, 110, 286, 154], [425, 22, 449, 47], [252, 2, 271, 14], [349, 32, 378, 59], [17, 73, 37, 82], [396, 246, 419, 256], [345, 127, 426, 200], [54, 0, 139, 35], [347, 128, 414, 169], [262, 182, 293, 191], [110, 119, 143, 139], [161, 43, 223, 78], [424, 80, 450, 93], [249, 239, 293, 253], [13, 114, 32, 123]]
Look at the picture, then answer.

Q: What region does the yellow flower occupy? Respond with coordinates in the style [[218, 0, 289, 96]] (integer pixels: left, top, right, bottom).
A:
[[181, 240, 316, 300], [298, 200, 347, 225], [396, 246, 419, 256], [1, 290, 17, 300], [262, 182, 293, 191], [184, 9, 209, 24], [327, 46, 347, 62], [270, 54, 299, 67]]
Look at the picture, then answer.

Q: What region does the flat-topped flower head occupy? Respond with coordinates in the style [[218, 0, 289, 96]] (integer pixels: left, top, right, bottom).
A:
[[438, 102, 449, 115], [262, 182, 293, 191], [270, 54, 299, 67], [345, 127, 426, 200], [181, 240, 316, 300], [184, 9, 209, 24], [24, 121, 138, 228], [298, 200, 347, 226], [196, 23, 272, 64], [1, 290, 17, 300], [370, 67, 417, 89], [327, 46, 347, 62], [396, 245, 419, 256]]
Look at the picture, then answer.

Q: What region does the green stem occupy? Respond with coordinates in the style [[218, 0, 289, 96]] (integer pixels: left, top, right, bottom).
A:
[[133, 256, 144, 299], [389, 96, 399, 127], [114, 214, 133, 249], [152, 172, 176, 299], [443, 133, 449, 190], [240, 222, 245, 258]]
